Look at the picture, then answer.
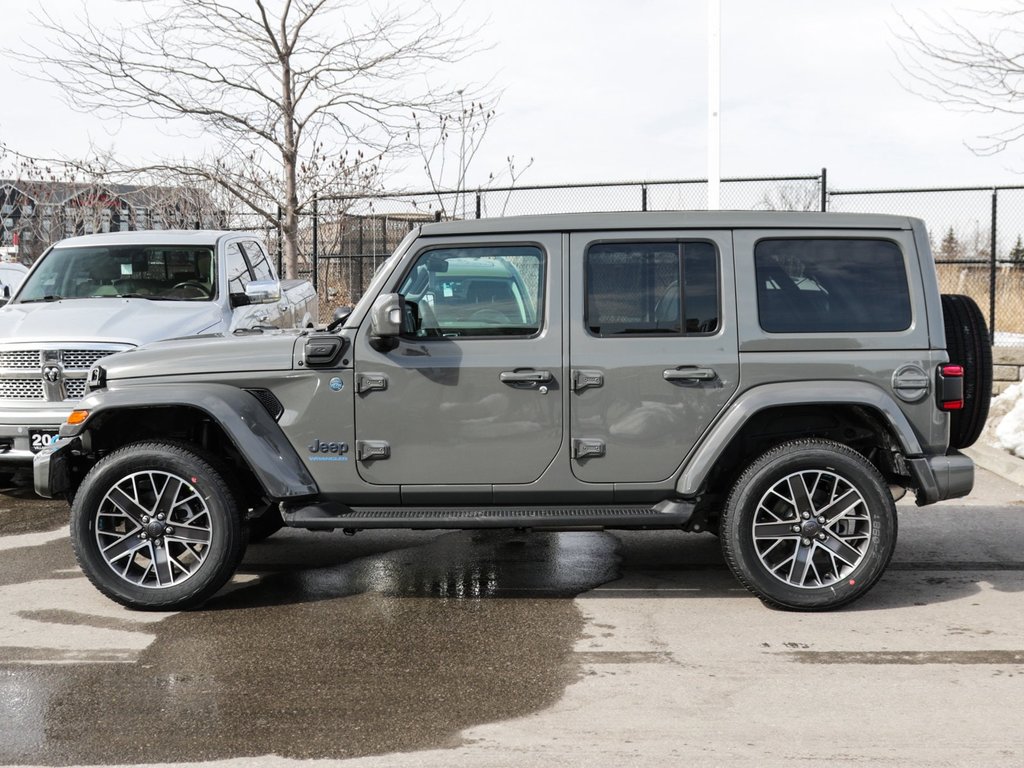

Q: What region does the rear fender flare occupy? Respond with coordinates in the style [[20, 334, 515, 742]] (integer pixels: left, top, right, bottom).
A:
[[676, 381, 924, 497]]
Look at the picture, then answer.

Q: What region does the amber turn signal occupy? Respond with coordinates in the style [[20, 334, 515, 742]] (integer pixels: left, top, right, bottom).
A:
[[66, 409, 89, 425]]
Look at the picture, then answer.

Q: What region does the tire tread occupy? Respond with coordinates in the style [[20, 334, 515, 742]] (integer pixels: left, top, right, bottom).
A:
[[71, 439, 247, 611], [720, 438, 897, 611], [941, 294, 992, 449]]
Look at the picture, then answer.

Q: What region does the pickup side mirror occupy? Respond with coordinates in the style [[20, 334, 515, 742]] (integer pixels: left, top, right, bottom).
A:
[[369, 293, 404, 349], [244, 279, 282, 305]]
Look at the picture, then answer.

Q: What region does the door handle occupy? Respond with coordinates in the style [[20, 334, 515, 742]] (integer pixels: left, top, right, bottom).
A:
[[664, 367, 717, 382], [499, 369, 553, 384]]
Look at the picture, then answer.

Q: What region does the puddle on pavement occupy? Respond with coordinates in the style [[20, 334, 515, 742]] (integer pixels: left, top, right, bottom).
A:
[[0, 530, 621, 765], [0, 487, 69, 537]]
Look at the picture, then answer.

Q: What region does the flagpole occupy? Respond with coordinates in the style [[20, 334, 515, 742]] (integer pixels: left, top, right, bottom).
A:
[[708, 0, 721, 210]]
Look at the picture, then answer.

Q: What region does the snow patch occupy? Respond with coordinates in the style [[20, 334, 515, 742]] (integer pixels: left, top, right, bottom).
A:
[[992, 381, 1024, 458]]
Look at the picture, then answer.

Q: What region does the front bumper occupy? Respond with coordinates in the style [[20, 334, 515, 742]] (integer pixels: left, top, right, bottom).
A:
[[33, 437, 79, 498], [0, 406, 77, 465], [907, 451, 975, 506]]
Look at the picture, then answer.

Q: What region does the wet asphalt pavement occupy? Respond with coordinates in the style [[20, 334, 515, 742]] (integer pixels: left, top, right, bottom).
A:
[[2, 471, 1024, 767], [0, 488, 626, 765]]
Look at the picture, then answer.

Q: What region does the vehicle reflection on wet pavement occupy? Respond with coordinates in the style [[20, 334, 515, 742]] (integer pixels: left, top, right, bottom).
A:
[[0, 525, 625, 764]]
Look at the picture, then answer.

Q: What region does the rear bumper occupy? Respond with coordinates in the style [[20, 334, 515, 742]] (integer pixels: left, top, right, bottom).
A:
[[907, 452, 975, 506], [33, 437, 79, 499]]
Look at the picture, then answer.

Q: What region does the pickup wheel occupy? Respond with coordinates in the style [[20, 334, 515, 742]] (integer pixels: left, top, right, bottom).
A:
[[70, 441, 247, 611], [720, 439, 897, 611], [941, 294, 992, 449]]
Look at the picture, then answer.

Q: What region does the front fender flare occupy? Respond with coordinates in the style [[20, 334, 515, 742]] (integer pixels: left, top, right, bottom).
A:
[[65, 383, 318, 501], [676, 381, 925, 497]]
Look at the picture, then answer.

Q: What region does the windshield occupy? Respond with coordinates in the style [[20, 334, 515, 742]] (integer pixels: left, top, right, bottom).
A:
[[18, 244, 217, 302]]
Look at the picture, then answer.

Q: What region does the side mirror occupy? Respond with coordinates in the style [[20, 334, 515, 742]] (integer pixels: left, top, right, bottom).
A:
[[244, 279, 281, 305], [369, 293, 404, 348]]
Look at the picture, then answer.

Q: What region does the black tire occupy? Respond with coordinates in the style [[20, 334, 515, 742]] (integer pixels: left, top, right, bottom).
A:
[[941, 293, 992, 449], [720, 439, 897, 611], [71, 441, 247, 610]]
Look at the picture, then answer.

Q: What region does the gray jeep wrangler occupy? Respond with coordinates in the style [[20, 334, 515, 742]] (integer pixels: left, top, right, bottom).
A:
[[35, 212, 991, 612]]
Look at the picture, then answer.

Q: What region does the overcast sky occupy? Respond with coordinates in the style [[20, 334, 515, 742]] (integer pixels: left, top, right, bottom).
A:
[[2, 0, 1022, 192]]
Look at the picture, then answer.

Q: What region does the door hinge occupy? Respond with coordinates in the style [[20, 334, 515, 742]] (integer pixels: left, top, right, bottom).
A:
[[356, 441, 390, 461], [355, 372, 388, 394], [572, 369, 604, 392], [572, 438, 606, 459]]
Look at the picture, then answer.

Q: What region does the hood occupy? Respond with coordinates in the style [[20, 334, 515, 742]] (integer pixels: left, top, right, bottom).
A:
[[100, 331, 301, 380], [0, 298, 223, 345]]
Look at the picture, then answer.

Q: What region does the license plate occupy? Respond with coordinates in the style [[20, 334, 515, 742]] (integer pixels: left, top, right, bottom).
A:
[[29, 430, 59, 453]]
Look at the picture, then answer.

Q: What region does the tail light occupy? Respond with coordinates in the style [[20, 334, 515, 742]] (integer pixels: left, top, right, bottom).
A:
[[937, 364, 964, 411]]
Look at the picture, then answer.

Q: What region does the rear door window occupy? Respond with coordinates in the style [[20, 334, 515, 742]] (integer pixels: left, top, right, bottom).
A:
[[585, 241, 719, 336], [241, 240, 274, 282]]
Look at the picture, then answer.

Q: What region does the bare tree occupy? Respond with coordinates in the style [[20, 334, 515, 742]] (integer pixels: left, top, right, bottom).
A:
[[755, 182, 820, 212], [413, 93, 496, 219], [17, 0, 484, 277], [894, 5, 1024, 156], [412, 92, 534, 220]]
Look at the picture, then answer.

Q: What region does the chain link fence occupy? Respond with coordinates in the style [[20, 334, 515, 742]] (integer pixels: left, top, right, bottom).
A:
[[828, 186, 1024, 345], [278, 175, 824, 315], [11, 170, 1024, 346]]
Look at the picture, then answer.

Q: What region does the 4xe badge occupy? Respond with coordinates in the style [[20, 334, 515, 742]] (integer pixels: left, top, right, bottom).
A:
[[307, 438, 349, 462]]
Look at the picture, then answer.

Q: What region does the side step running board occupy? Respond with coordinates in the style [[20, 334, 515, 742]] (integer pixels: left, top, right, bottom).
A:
[[282, 500, 694, 531]]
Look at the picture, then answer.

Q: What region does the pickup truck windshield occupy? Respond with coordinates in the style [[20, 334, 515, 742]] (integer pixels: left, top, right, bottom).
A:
[[18, 245, 217, 302]]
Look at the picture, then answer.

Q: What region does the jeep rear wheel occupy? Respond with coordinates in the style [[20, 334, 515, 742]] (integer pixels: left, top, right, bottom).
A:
[[941, 293, 992, 449], [720, 439, 897, 611], [71, 441, 247, 610]]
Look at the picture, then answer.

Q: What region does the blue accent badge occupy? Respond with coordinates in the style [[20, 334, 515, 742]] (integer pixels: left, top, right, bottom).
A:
[[329, 377, 344, 392]]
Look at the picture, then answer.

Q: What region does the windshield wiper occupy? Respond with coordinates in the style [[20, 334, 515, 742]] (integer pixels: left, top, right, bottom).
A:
[[19, 295, 64, 303]]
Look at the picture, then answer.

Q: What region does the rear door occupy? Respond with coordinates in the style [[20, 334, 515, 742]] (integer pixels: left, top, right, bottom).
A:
[[568, 231, 739, 483]]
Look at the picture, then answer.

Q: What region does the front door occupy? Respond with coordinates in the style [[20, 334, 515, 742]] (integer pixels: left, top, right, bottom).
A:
[[569, 231, 739, 484], [353, 235, 562, 490]]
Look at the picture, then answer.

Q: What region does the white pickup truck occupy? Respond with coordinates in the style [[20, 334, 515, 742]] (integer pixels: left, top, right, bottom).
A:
[[0, 230, 317, 472]]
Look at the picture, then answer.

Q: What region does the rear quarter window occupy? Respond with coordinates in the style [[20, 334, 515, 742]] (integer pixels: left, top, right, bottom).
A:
[[755, 238, 912, 333]]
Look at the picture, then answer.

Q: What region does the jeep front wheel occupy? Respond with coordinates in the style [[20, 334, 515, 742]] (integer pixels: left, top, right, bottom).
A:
[[720, 439, 897, 611], [71, 441, 247, 610]]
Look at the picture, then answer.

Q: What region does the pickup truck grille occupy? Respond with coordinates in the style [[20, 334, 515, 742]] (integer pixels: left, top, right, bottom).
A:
[[61, 350, 115, 371], [0, 380, 45, 399], [0, 351, 43, 370], [0, 346, 131, 402], [64, 379, 88, 400]]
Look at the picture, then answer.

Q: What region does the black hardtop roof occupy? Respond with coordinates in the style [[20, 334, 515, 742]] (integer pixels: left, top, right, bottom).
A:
[[420, 210, 917, 237]]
